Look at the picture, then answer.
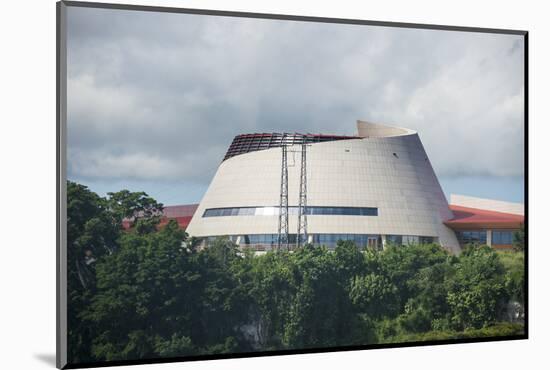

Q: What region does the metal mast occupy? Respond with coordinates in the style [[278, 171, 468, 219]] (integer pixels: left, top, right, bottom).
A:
[[277, 143, 289, 249], [297, 143, 308, 248]]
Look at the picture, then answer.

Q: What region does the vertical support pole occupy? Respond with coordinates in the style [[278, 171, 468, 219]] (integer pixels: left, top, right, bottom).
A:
[[278, 144, 289, 249], [297, 143, 308, 248]]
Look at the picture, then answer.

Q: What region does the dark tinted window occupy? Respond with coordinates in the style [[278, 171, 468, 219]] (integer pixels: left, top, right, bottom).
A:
[[456, 230, 487, 245], [202, 206, 378, 217], [386, 235, 402, 245], [492, 230, 513, 245]]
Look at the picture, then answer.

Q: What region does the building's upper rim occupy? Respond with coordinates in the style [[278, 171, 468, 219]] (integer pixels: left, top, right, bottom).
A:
[[229, 120, 416, 139], [231, 133, 360, 139], [223, 120, 417, 161], [356, 120, 417, 138], [223, 132, 359, 161]]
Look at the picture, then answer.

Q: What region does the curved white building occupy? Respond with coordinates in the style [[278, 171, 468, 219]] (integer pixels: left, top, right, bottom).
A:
[[186, 121, 461, 253]]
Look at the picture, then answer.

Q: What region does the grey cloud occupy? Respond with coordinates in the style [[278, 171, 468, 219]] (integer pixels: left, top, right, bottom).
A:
[[66, 7, 524, 186]]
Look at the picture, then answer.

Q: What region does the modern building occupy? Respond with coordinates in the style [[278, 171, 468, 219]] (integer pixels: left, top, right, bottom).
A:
[[445, 194, 524, 250], [175, 120, 512, 254], [160, 194, 524, 251], [160, 121, 523, 253]]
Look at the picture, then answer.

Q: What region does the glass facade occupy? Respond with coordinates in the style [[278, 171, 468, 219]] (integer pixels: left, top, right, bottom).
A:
[[386, 235, 436, 245], [204, 233, 437, 251], [211, 233, 381, 250], [419, 236, 436, 244], [203, 206, 378, 217], [492, 230, 513, 245], [386, 235, 402, 245], [311, 234, 382, 249], [455, 230, 487, 245]]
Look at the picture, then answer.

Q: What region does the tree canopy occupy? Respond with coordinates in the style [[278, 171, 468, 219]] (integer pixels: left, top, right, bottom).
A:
[[66, 181, 525, 364]]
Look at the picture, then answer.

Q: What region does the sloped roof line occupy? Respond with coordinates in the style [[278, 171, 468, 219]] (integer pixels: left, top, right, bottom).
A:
[[446, 204, 524, 224]]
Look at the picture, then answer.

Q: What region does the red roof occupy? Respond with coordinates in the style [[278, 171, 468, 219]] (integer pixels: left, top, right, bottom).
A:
[[445, 205, 524, 230], [162, 204, 199, 218], [122, 204, 199, 230], [161, 204, 198, 229]]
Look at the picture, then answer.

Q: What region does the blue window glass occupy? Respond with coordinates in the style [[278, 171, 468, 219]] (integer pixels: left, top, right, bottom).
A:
[[361, 208, 377, 216], [482, 231, 488, 244], [493, 230, 513, 245], [419, 236, 435, 244], [505, 232, 513, 244], [386, 235, 402, 245], [456, 230, 487, 245], [202, 206, 378, 218], [204, 233, 439, 250]]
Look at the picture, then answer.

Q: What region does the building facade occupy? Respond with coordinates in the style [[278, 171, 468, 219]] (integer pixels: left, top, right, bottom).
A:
[[445, 194, 524, 250], [185, 121, 472, 252]]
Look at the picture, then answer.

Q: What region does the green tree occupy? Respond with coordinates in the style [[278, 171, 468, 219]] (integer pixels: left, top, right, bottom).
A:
[[67, 181, 119, 288], [192, 237, 250, 354], [67, 181, 120, 363], [513, 224, 525, 252], [67, 181, 524, 361], [446, 245, 509, 330], [349, 273, 397, 319], [377, 243, 450, 316], [498, 250, 525, 321], [107, 190, 164, 234], [282, 244, 374, 348], [82, 221, 194, 360], [244, 249, 299, 349], [393, 259, 456, 335], [67, 183, 182, 363]]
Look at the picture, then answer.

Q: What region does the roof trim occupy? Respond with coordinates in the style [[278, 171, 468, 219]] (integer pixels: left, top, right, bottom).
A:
[[444, 204, 524, 230], [449, 194, 524, 216], [356, 120, 416, 138]]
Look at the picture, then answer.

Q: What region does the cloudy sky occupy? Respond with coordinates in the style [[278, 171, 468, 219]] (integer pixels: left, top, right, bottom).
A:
[[66, 6, 525, 205]]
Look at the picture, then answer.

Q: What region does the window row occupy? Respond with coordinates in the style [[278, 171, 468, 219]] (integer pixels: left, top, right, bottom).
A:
[[455, 230, 487, 245], [311, 234, 383, 249], [386, 235, 436, 245], [203, 206, 378, 217], [204, 233, 437, 250], [492, 230, 514, 245], [208, 233, 381, 248]]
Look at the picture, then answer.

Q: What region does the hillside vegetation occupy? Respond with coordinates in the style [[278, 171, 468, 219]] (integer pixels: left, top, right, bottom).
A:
[[67, 181, 525, 364]]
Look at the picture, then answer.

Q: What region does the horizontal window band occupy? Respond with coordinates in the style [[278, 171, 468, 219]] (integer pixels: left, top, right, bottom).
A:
[[201, 234, 437, 249], [202, 206, 378, 217]]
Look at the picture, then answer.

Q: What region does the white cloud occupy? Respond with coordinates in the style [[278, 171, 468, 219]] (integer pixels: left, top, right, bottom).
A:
[[66, 7, 524, 185]]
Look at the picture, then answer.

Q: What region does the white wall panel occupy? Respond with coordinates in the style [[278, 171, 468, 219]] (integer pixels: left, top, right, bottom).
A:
[[187, 123, 461, 252]]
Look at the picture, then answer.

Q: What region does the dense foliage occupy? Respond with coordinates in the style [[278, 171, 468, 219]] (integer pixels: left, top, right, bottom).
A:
[[67, 182, 525, 364], [513, 224, 525, 252]]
